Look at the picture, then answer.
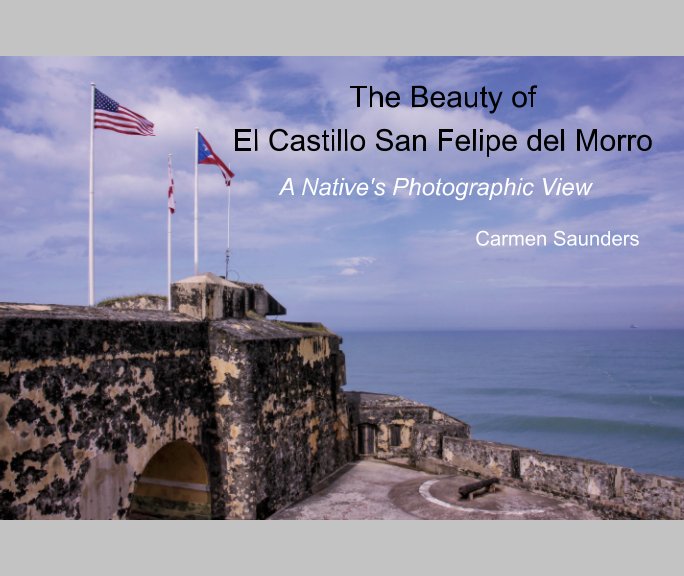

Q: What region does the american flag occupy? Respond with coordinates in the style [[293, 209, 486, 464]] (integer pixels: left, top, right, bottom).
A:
[[94, 88, 155, 136], [168, 155, 176, 214]]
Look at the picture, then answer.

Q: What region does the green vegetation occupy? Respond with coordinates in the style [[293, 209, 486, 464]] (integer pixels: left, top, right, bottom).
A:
[[97, 294, 167, 307], [274, 321, 331, 335]]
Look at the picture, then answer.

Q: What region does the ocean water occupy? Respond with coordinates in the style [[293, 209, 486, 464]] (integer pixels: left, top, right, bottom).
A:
[[340, 330, 684, 479]]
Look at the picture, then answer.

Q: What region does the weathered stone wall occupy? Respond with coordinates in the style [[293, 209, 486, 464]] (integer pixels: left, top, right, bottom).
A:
[[439, 436, 684, 519], [346, 392, 469, 460], [10, 283, 681, 520], [352, 391, 684, 519], [1, 274, 352, 520], [209, 320, 352, 519], [441, 437, 524, 478], [170, 273, 286, 322], [0, 304, 217, 520]]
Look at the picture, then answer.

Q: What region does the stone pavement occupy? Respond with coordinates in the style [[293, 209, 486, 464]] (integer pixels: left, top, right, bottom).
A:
[[271, 459, 598, 520]]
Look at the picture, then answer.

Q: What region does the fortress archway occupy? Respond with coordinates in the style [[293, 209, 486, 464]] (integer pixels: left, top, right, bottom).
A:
[[129, 440, 211, 519]]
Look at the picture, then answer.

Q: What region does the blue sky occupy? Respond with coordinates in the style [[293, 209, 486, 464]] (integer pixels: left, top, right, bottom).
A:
[[1, 57, 683, 330]]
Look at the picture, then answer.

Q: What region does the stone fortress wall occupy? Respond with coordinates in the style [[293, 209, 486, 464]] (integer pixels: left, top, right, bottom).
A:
[[350, 392, 684, 519], [0, 274, 351, 519], [0, 303, 213, 519], [2, 275, 683, 519], [437, 436, 684, 519]]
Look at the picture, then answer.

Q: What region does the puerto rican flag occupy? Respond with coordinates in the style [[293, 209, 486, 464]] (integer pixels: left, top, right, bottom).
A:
[[167, 155, 176, 214], [197, 131, 234, 186]]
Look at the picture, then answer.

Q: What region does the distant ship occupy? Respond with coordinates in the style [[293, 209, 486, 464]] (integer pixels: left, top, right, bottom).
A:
[[630, 324, 639, 329]]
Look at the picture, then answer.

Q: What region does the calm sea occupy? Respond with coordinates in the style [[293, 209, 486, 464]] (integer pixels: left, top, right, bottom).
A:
[[340, 330, 684, 479]]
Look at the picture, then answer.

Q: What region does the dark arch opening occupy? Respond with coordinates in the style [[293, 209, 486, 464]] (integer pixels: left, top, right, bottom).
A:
[[129, 440, 211, 519]]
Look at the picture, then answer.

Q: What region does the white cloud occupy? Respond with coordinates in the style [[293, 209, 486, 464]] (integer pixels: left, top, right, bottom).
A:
[[335, 256, 376, 267], [334, 256, 376, 276]]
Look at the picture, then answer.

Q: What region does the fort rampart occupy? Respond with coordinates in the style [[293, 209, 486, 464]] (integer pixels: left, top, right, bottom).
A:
[[350, 392, 684, 519], [0, 274, 351, 519], [2, 276, 682, 520]]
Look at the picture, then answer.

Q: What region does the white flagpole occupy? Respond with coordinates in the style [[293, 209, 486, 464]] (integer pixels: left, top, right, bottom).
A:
[[226, 164, 231, 279], [167, 153, 173, 311], [194, 128, 199, 276], [88, 82, 96, 306]]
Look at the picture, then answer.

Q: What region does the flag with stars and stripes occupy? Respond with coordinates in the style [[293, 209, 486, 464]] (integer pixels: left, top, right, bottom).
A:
[[93, 88, 155, 136]]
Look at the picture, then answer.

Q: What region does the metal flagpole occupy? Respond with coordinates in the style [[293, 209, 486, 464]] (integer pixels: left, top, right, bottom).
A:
[[226, 164, 231, 279], [88, 83, 96, 306], [167, 153, 173, 311], [194, 128, 199, 275]]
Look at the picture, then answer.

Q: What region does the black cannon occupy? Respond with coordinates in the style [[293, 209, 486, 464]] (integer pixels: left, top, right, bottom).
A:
[[458, 477, 500, 500]]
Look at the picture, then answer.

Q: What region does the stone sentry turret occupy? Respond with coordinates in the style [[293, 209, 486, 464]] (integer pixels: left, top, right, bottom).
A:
[[171, 272, 286, 320]]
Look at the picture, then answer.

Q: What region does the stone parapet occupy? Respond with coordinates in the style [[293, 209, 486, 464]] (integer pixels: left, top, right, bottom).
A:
[[439, 436, 684, 519]]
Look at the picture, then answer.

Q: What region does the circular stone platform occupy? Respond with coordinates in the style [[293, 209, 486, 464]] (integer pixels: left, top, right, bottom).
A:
[[271, 461, 600, 520], [389, 475, 598, 519]]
